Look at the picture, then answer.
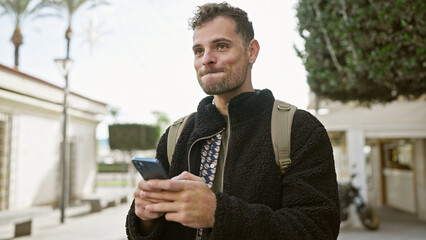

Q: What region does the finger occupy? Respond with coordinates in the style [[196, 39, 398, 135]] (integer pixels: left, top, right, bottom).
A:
[[135, 205, 164, 220], [171, 171, 191, 180], [141, 189, 179, 202], [163, 212, 199, 228], [139, 190, 171, 203], [145, 201, 181, 213], [172, 171, 203, 183], [135, 196, 152, 209], [137, 179, 149, 190], [134, 187, 163, 204], [148, 179, 188, 192], [164, 212, 182, 224], [134, 188, 140, 199], [139, 179, 172, 192], [135, 198, 165, 217]]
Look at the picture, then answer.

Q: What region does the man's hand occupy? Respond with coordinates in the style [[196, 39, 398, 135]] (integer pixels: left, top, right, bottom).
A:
[[141, 171, 217, 229], [134, 177, 174, 235], [134, 179, 167, 221]]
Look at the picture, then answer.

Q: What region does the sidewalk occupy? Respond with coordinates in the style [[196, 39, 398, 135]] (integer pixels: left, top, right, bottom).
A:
[[0, 186, 134, 240], [339, 206, 426, 240], [13, 204, 130, 240], [3, 194, 426, 239]]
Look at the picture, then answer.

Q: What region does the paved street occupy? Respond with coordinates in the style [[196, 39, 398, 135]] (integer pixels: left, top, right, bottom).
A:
[[14, 204, 129, 240], [2, 189, 426, 240], [0, 186, 133, 240], [339, 206, 426, 240]]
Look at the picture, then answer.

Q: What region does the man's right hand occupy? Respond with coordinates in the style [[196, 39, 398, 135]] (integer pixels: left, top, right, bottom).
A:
[[134, 178, 168, 220], [133, 179, 166, 234]]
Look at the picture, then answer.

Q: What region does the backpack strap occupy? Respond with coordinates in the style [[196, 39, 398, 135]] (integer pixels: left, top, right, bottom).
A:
[[167, 112, 196, 166], [166, 99, 296, 175], [271, 100, 297, 174]]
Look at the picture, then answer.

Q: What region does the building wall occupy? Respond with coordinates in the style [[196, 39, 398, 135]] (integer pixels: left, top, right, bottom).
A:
[[0, 97, 62, 209], [315, 99, 426, 221], [0, 65, 107, 210], [13, 113, 61, 209], [0, 102, 101, 209], [414, 139, 426, 221], [384, 168, 416, 213], [343, 134, 426, 220], [68, 118, 98, 199]]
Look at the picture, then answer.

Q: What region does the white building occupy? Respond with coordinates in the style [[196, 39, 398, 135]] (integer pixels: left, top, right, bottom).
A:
[[0, 64, 107, 210], [313, 98, 426, 221]]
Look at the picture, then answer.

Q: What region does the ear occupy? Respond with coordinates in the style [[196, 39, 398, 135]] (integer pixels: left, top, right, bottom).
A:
[[247, 39, 260, 64]]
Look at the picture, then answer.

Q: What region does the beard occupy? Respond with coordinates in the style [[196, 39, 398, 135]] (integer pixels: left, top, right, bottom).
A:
[[197, 63, 250, 95]]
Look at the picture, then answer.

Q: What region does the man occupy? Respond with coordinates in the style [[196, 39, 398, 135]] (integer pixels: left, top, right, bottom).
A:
[[126, 2, 340, 240]]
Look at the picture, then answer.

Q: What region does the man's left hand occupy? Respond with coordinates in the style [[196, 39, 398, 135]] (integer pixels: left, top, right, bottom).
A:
[[141, 171, 216, 228]]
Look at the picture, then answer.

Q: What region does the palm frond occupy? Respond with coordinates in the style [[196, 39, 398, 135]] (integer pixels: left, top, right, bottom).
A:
[[0, 0, 35, 24], [31, 11, 63, 19], [87, 0, 109, 9], [0, 0, 46, 68], [38, 0, 108, 21]]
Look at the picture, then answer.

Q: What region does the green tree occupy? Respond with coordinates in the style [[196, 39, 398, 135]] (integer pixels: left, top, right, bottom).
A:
[[295, 0, 426, 104], [0, 0, 45, 69], [41, 0, 108, 58]]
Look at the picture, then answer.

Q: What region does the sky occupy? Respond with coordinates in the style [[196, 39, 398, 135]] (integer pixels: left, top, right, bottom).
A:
[[0, 0, 308, 139]]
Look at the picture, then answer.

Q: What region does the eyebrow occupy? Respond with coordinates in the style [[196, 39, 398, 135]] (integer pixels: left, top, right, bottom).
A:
[[192, 38, 232, 51], [212, 38, 232, 44]]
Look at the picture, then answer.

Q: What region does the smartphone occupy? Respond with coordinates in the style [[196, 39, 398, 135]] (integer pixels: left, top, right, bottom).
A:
[[131, 157, 168, 180]]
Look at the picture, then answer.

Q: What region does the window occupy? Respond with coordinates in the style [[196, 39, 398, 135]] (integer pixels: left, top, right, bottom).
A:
[[0, 113, 11, 210], [382, 140, 413, 170]]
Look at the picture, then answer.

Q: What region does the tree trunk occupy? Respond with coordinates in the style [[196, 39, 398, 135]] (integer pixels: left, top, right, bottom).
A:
[[313, 3, 343, 73], [11, 26, 23, 70], [340, 0, 359, 63], [65, 25, 73, 58]]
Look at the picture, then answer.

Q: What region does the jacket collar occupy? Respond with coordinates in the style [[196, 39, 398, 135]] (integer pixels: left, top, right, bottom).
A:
[[191, 89, 275, 139]]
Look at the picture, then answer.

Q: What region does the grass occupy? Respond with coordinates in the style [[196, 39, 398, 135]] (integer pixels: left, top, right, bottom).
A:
[[96, 180, 130, 187]]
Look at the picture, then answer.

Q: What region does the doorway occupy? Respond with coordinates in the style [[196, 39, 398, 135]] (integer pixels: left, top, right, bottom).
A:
[[380, 139, 416, 214]]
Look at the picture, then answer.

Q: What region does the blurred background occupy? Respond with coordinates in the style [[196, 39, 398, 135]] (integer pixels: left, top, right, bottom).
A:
[[0, 0, 425, 239]]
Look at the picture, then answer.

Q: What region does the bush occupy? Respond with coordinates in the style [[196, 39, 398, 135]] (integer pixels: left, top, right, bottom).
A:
[[108, 124, 160, 150], [98, 162, 129, 173]]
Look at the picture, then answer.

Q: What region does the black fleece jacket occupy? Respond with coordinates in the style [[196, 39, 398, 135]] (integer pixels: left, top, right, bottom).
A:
[[126, 89, 340, 240]]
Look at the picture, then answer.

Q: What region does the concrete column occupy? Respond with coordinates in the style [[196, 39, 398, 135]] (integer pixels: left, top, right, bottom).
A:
[[367, 139, 383, 207], [414, 139, 426, 221], [346, 129, 367, 200]]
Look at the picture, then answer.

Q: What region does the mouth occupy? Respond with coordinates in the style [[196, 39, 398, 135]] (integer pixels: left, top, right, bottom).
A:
[[203, 71, 222, 76], [200, 68, 224, 77]]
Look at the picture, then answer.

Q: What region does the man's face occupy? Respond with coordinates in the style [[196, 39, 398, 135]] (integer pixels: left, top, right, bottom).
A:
[[192, 16, 251, 95]]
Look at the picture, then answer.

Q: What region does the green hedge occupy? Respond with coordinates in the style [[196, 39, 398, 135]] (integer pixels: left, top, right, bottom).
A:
[[98, 163, 129, 173], [108, 124, 160, 150]]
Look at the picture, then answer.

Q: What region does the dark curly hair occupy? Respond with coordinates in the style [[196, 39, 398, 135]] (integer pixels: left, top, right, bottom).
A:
[[189, 2, 254, 47]]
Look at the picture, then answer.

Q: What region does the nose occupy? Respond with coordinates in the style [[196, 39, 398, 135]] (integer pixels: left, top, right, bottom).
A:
[[202, 49, 216, 66]]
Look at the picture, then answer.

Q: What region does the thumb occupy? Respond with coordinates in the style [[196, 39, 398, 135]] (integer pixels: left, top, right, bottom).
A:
[[172, 171, 202, 182]]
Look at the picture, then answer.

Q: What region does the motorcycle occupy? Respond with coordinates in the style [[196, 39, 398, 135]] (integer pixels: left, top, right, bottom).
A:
[[338, 173, 380, 230]]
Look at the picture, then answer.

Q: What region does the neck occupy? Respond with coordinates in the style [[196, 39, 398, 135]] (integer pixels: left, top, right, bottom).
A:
[[213, 88, 255, 115], [213, 70, 254, 115]]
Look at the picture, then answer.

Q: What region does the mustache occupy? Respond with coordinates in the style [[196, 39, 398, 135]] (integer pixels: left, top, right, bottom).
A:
[[199, 67, 225, 76]]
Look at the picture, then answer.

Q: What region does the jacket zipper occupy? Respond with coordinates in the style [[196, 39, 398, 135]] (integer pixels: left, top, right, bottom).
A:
[[220, 106, 231, 193], [188, 129, 224, 240], [194, 107, 231, 239], [187, 129, 224, 172]]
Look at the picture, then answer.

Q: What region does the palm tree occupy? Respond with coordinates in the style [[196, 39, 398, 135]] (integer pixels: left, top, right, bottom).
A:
[[108, 106, 120, 123], [0, 0, 45, 69], [41, 0, 108, 58]]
